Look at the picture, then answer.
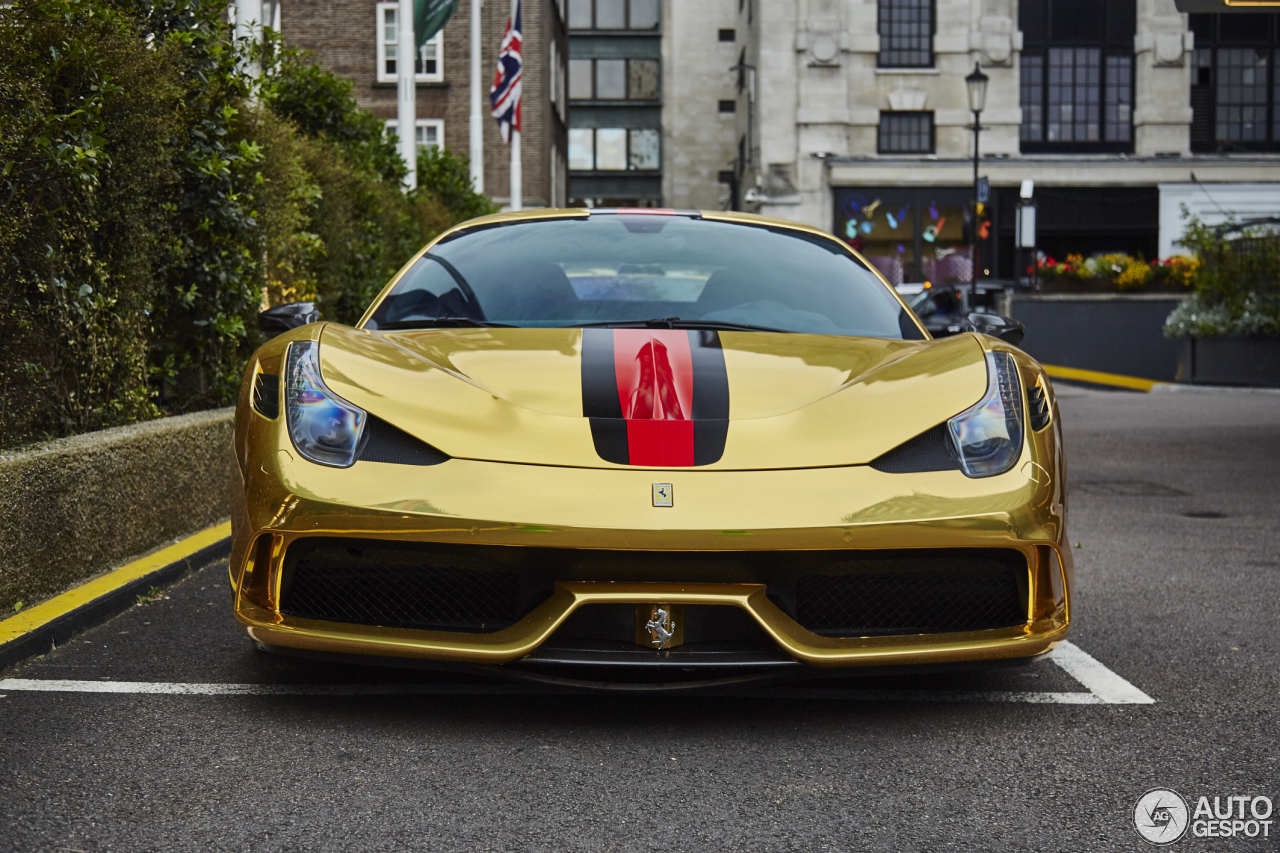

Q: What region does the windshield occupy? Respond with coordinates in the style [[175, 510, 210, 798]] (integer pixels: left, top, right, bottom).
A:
[[364, 215, 925, 339]]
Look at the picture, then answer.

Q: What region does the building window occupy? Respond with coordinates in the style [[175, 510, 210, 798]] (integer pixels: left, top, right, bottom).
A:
[[718, 28, 735, 42], [567, 127, 661, 170], [1018, 0, 1134, 152], [568, 58, 660, 100], [1190, 14, 1280, 152], [877, 112, 934, 154], [376, 3, 443, 83], [718, 99, 736, 114], [385, 118, 445, 150], [567, 0, 658, 31], [877, 0, 933, 68]]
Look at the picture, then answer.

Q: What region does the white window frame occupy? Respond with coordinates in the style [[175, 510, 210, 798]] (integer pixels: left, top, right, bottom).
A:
[[385, 118, 446, 151], [376, 3, 444, 84]]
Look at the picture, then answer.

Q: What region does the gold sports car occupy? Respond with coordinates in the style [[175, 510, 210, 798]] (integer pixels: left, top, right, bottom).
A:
[[230, 209, 1070, 686]]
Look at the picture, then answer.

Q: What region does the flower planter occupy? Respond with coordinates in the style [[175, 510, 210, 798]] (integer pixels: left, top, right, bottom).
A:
[[1176, 336, 1280, 387], [1037, 277, 1187, 296]]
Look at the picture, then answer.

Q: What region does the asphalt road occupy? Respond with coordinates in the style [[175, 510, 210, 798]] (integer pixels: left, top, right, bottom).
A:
[[2, 384, 1279, 852]]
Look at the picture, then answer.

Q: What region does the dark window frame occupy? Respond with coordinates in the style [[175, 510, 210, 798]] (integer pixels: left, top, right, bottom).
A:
[[1018, 0, 1135, 154], [568, 127, 662, 172], [877, 0, 935, 69], [567, 57, 661, 101], [877, 111, 935, 154], [1190, 13, 1280, 153], [568, 0, 660, 32]]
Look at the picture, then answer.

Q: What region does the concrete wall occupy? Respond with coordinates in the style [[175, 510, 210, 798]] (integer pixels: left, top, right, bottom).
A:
[[0, 409, 234, 611], [738, 0, 1280, 238], [1010, 294, 1185, 381], [661, 0, 739, 209]]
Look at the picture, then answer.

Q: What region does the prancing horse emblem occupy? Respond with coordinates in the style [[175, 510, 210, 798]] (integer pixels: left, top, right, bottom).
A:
[[645, 605, 677, 649]]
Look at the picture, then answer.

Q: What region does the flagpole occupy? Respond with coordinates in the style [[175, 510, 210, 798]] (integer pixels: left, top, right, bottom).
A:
[[396, 0, 417, 190], [235, 0, 263, 78], [510, 128, 521, 210], [469, 0, 484, 193]]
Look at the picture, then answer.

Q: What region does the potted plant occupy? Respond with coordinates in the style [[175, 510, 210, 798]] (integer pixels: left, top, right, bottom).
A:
[[1163, 216, 1280, 387]]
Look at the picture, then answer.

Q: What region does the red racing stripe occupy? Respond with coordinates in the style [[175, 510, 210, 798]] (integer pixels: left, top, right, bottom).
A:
[[612, 329, 695, 466]]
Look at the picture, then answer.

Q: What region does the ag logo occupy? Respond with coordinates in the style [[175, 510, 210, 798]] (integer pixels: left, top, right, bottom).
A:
[[1134, 788, 1189, 845]]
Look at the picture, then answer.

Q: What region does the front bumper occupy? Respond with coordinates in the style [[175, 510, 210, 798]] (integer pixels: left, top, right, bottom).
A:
[[231, 435, 1071, 668], [239, 578, 1067, 669]]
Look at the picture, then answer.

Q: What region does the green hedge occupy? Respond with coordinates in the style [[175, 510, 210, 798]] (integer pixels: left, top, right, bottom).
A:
[[0, 0, 494, 450], [1164, 215, 1280, 339]]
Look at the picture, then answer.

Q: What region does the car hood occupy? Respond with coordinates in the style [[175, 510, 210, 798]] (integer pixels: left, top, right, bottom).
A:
[[317, 324, 987, 469]]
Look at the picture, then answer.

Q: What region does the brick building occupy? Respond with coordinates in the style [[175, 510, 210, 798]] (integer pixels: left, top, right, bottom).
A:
[[279, 0, 568, 207]]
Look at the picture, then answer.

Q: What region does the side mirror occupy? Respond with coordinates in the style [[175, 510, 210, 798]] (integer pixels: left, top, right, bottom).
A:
[[966, 311, 1025, 346], [259, 301, 319, 335]]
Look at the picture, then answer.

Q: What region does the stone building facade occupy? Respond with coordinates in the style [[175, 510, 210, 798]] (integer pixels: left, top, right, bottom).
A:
[[724, 0, 1280, 285], [279, 0, 568, 207]]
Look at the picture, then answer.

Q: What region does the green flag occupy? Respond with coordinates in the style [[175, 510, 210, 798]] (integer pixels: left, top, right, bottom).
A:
[[415, 0, 457, 50]]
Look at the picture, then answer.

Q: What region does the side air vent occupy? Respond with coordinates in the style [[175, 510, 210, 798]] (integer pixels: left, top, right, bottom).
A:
[[870, 423, 959, 474], [1028, 382, 1051, 431], [356, 416, 449, 466], [252, 373, 280, 419]]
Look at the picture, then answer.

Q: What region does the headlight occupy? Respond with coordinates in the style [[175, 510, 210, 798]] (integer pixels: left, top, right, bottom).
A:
[[285, 340, 367, 467], [947, 351, 1024, 477]]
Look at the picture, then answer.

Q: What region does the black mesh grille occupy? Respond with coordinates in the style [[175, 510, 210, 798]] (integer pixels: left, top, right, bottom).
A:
[[1028, 384, 1051, 431], [774, 551, 1028, 637], [252, 373, 279, 419], [356, 416, 448, 466], [280, 540, 547, 632], [277, 540, 1027, 640]]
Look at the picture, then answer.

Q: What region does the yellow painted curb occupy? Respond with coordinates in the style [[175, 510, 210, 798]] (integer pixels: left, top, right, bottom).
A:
[[0, 521, 231, 645], [1043, 364, 1158, 392]]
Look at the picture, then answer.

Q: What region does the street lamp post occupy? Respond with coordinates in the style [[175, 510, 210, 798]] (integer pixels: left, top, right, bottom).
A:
[[965, 62, 989, 306]]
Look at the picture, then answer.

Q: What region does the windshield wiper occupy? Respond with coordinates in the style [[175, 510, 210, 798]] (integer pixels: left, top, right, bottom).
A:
[[375, 317, 516, 330], [571, 317, 792, 333]]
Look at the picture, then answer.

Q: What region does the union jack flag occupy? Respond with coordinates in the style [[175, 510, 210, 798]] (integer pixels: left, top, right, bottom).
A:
[[489, 0, 522, 143]]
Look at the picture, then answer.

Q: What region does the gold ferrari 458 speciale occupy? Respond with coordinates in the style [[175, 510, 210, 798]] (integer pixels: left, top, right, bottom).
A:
[[230, 208, 1070, 686]]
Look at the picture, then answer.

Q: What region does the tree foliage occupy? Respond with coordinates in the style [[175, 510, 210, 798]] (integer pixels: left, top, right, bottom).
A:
[[0, 0, 495, 449]]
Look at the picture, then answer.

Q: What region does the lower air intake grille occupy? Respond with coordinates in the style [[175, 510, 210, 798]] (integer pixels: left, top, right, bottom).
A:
[[280, 539, 548, 632], [777, 551, 1028, 637]]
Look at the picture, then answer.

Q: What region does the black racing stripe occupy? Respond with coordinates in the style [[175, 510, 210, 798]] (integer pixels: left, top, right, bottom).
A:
[[588, 417, 630, 465], [689, 330, 730, 465], [581, 328, 629, 464], [581, 328, 623, 418]]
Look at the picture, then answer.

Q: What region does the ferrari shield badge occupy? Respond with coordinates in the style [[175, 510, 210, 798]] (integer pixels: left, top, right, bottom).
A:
[[652, 482, 673, 507], [644, 605, 677, 649]]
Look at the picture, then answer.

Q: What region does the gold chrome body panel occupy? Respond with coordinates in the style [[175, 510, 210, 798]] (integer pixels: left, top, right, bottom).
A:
[[231, 210, 1071, 670]]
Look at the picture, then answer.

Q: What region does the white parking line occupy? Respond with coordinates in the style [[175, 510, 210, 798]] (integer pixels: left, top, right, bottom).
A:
[[1047, 641, 1155, 704], [0, 642, 1155, 703]]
